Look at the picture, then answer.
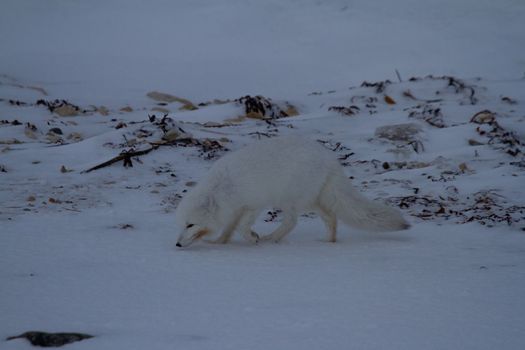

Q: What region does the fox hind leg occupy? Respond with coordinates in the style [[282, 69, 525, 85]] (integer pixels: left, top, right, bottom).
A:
[[317, 204, 338, 242], [236, 209, 260, 244], [260, 210, 298, 243]]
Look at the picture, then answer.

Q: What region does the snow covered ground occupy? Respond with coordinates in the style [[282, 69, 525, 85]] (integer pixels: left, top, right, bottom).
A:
[[1, 1, 525, 349]]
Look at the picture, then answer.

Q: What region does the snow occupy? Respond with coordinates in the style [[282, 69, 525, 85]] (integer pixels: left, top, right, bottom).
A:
[[1, 0, 525, 349], [2, 216, 525, 350]]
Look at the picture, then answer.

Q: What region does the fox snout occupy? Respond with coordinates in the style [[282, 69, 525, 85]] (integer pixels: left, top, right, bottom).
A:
[[176, 226, 211, 248]]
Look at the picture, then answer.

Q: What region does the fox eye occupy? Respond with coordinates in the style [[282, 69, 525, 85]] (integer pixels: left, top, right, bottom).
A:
[[186, 224, 194, 228]]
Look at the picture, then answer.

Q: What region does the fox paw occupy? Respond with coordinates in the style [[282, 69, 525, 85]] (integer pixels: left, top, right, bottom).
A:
[[249, 230, 260, 244], [258, 234, 276, 242]]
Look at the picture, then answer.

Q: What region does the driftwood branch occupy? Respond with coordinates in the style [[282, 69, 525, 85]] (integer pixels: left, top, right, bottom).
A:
[[82, 146, 158, 173], [82, 137, 226, 173]]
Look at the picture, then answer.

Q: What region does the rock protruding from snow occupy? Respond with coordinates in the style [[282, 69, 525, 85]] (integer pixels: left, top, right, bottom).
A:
[[6, 331, 94, 347]]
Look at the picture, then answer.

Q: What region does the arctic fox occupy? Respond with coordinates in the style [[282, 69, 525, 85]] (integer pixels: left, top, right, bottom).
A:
[[175, 136, 409, 247]]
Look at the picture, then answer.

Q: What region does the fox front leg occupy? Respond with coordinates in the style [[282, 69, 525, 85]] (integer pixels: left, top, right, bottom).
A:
[[236, 209, 260, 244], [208, 210, 244, 244], [208, 209, 259, 244]]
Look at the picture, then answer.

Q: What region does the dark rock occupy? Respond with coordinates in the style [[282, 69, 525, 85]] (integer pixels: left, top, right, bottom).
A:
[[236, 95, 296, 119], [6, 331, 94, 347], [48, 128, 63, 135]]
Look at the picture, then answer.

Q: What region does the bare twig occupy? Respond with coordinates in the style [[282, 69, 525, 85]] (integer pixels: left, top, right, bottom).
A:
[[395, 69, 402, 83]]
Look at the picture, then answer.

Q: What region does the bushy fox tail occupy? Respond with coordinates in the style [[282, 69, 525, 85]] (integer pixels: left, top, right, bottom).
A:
[[320, 173, 410, 232]]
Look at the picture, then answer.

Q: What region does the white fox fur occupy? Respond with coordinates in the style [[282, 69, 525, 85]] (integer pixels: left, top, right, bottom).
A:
[[175, 136, 409, 247]]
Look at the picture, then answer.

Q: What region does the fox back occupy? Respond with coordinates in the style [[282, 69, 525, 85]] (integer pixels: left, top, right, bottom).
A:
[[204, 136, 339, 211]]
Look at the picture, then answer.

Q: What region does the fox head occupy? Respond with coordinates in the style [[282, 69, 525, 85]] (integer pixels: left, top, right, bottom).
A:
[[176, 223, 212, 247], [175, 192, 217, 248]]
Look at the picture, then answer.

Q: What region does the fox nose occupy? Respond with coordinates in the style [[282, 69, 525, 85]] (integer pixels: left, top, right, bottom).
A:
[[176, 242, 182, 248]]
